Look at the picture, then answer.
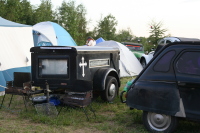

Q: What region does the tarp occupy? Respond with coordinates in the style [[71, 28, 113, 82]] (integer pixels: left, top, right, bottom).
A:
[[33, 21, 77, 46], [0, 17, 33, 93], [95, 40, 143, 77]]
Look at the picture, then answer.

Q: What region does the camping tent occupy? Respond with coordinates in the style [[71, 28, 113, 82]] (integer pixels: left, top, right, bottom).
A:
[[33, 21, 77, 46], [95, 41, 143, 77], [0, 17, 33, 95], [96, 37, 105, 44]]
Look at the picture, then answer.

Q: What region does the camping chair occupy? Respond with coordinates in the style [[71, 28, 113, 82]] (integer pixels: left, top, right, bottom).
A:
[[0, 72, 32, 111], [58, 80, 96, 120]]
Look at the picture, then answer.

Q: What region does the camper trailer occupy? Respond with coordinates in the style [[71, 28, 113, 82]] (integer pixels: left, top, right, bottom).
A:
[[30, 46, 120, 102]]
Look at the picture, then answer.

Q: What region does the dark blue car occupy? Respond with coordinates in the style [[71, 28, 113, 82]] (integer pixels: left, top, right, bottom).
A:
[[126, 41, 200, 132]]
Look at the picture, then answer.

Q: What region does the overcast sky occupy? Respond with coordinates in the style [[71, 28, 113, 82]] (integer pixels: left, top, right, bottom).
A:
[[30, 0, 200, 39]]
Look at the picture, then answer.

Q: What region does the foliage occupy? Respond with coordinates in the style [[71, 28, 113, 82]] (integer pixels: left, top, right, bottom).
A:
[[148, 20, 167, 47], [19, 0, 34, 25], [33, 0, 54, 24], [0, 0, 54, 25], [57, 0, 87, 45], [94, 14, 118, 40], [0, 0, 170, 50], [0, 0, 7, 18], [115, 28, 135, 42], [0, 0, 22, 22]]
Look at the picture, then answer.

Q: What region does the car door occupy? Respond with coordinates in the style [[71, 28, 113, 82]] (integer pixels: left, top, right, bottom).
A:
[[174, 50, 200, 120]]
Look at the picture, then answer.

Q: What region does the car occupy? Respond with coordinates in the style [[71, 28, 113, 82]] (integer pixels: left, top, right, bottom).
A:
[[121, 42, 144, 60], [139, 50, 154, 68], [139, 37, 200, 68], [125, 41, 200, 132]]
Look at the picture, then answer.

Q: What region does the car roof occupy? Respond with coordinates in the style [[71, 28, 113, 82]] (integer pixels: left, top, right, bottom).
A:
[[121, 42, 143, 46], [155, 37, 200, 55], [163, 37, 200, 42], [154, 41, 200, 56]]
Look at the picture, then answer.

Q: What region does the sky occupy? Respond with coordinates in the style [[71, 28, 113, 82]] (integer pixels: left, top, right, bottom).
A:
[[30, 0, 200, 39]]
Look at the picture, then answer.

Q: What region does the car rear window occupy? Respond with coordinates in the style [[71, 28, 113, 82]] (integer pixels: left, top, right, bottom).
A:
[[154, 50, 175, 72]]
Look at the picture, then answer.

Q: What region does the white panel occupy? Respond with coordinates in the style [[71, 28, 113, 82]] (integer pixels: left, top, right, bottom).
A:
[[33, 22, 57, 46], [0, 27, 33, 70]]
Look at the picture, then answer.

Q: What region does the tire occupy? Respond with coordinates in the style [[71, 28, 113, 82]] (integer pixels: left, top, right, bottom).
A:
[[141, 59, 146, 68], [101, 76, 118, 102], [143, 111, 178, 133]]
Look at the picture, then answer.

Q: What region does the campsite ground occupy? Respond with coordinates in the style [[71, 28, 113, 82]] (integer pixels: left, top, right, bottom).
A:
[[0, 77, 199, 133]]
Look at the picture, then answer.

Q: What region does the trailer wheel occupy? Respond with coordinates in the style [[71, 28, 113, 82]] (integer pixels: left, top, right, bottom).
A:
[[101, 76, 118, 102], [143, 111, 178, 133]]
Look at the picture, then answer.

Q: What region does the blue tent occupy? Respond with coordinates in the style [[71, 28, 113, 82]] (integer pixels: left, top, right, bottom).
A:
[[0, 17, 31, 27], [33, 21, 77, 46], [0, 71, 6, 89], [96, 37, 105, 44]]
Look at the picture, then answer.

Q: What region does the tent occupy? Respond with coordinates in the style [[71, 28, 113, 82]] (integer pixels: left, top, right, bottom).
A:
[[0, 17, 33, 95], [33, 21, 77, 46], [96, 37, 105, 44], [95, 40, 143, 77]]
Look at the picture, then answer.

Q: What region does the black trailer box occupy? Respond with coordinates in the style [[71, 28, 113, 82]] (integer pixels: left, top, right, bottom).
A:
[[30, 46, 120, 102]]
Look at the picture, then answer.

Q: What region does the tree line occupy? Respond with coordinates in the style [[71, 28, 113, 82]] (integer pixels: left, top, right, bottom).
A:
[[0, 0, 168, 52]]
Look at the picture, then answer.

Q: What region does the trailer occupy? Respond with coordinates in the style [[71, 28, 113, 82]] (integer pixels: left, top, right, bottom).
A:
[[30, 46, 120, 102]]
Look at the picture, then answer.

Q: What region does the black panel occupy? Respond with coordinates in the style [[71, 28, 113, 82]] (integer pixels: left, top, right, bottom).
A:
[[13, 72, 31, 87]]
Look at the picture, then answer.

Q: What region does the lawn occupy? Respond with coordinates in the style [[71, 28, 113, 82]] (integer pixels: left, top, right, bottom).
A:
[[0, 77, 199, 133]]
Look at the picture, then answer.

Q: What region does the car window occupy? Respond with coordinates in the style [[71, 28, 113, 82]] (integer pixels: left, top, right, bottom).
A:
[[166, 40, 172, 44], [176, 52, 200, 75], [157, 39, 165, 45], [154, 50, 175, 72], [126, 45, 143, 51]]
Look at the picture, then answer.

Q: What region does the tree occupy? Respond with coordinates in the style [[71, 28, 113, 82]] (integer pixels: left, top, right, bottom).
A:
[[57, 0, 87, 45], [19, 0, 34, 25], [33, 0, 54, 24], [115, 28, 134, 42], [1, 0, 22, 22], [148, 20, 167, 47], [0, 0, 6, 17], [94, 14, 117, 40]]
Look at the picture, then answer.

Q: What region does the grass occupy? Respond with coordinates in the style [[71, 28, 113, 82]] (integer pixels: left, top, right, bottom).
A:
[[0, 77, 199, 133]]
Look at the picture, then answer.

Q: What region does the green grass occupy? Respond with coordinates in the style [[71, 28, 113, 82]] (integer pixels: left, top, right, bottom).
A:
[[0, 77, 199, 133]]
